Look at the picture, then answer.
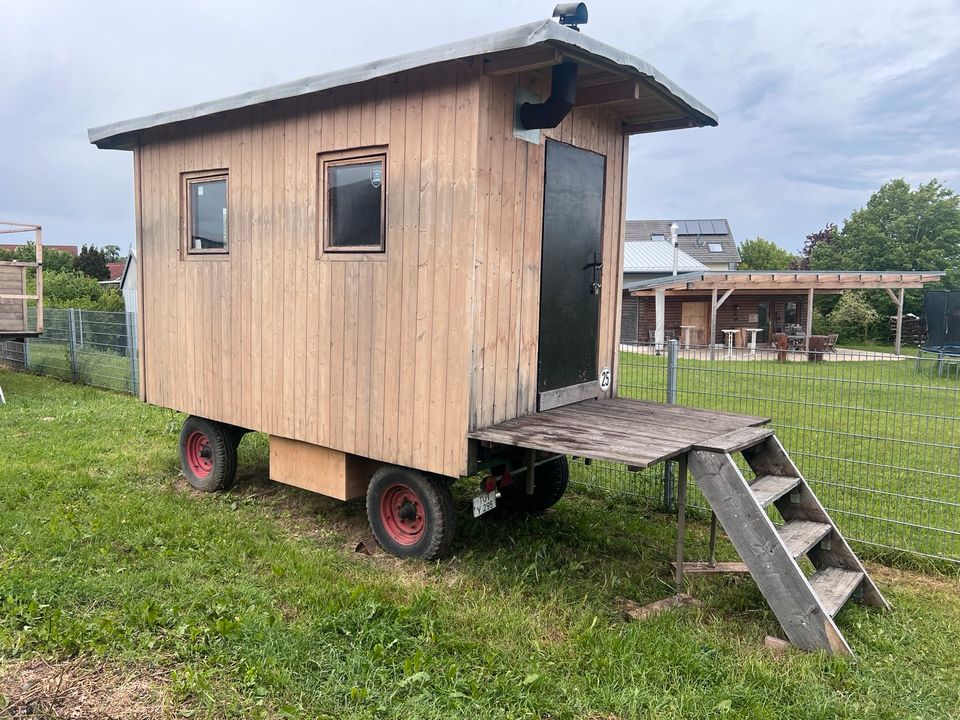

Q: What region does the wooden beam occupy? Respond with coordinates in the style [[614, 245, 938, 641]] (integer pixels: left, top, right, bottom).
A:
[[710, 288, 718, 360], [483, 48, 563, 76], [0, 227, 41, 235], [623, 117, 697, 135], [575, 79, 639, 107], [715, 288, 735, 309], [894, 287, 904, 356], [34, 226, 43, 333], [805, 288, 814, 352]]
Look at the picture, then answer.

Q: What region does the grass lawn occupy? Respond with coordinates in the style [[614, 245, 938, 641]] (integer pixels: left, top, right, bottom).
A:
[[17, 340, 135, 394], [614, 351, 960, 562], [2, 370, 960, 718]]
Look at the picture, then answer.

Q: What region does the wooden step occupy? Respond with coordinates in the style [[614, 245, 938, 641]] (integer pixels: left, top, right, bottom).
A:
[[749, 474, 800, 508], [694, 426, 775, 454], [809, 567, 864, 616], [778, 520, 832, 558]]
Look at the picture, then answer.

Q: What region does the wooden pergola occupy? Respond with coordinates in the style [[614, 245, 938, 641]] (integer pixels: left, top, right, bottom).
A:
[[628, 270, 946, 356]]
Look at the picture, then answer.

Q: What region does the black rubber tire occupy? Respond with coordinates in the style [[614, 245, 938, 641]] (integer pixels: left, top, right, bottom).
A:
[[178, 416, 238, 492], [366, 465, 456, 560], [502, 456, 569, 512]]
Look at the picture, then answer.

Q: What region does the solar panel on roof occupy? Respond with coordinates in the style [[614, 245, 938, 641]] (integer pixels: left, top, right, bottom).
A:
[[674, 219, 728, 236]]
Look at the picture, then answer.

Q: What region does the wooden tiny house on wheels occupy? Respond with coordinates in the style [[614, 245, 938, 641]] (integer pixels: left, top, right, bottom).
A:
[[90, 6, 887, 654]]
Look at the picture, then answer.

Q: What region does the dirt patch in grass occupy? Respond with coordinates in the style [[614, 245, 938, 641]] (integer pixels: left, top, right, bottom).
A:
[[868, 562, 960, 597], [0, 657, 173, 719]]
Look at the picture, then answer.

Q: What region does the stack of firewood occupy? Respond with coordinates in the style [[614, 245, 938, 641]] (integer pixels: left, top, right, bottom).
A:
[[891, 313, 925, 346]]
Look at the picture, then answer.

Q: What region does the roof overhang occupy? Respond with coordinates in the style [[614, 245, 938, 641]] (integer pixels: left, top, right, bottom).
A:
[[88, 19, 717, 150], [626, 271, 947, 296]]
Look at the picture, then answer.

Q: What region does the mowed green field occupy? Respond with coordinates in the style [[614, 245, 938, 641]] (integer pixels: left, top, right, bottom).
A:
[[612, 350, 960, 562], [14, 341, 135, 393], [2, 370, 960, 718]]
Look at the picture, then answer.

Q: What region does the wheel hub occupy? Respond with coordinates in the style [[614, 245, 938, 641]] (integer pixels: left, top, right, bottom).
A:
[[184, 431, 214, 479], [380, 484, 425, 545]]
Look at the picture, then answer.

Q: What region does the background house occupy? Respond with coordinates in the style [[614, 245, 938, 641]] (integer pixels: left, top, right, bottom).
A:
[[626, 219, 740, 271], [119, 249, 137, 317], [99, 261, 125, 289], [620, 240, 706, 342]]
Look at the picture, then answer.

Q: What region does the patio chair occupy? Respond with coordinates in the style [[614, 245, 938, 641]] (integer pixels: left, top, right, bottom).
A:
[[824, 334, 838, 353]]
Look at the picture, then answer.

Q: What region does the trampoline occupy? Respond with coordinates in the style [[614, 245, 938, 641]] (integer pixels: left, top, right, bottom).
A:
[[917, 291, 960, 377]]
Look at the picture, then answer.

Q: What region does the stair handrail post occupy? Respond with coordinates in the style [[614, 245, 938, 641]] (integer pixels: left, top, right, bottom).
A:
[[662, 338, 680, 509]]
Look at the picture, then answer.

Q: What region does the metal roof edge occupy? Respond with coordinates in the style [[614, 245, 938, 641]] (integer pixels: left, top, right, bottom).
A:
[[623, 271, 705, 292], [88, 19, 717, 149]]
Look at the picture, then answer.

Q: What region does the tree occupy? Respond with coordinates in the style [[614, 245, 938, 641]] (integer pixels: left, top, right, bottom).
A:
[[797, 223, 840, 271], [74, 244, 110, 280], [41, 270, 124, 310], [0, 242, 72, 273], [101, 244, 122, 263], [827, 291, 881, 343], [809, 179, 960, 286], [738, 236, 797, 270]]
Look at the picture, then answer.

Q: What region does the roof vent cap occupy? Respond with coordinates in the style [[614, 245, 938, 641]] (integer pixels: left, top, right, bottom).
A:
[[553, 3, 588, 31]]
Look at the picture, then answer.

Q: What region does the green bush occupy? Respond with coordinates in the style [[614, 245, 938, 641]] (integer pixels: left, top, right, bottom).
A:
[[825, 291, 882, 342], [41, 270, 124, 311]]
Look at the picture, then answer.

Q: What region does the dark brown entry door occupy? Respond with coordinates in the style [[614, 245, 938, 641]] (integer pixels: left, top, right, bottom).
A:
[[537, 140, 606, 410]]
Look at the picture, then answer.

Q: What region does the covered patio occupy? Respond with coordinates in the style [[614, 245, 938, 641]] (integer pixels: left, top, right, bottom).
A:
[[624, 270, 945, 357]]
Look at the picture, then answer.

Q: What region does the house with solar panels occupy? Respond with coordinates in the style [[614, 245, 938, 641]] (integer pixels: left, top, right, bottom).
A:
[[627, 219, 740, 271], [620, 217, 806, 346]]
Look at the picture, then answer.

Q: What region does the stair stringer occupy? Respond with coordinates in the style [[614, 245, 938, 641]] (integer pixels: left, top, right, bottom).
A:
[[742, 436, 890, 610], [687, 449, 854, 655]]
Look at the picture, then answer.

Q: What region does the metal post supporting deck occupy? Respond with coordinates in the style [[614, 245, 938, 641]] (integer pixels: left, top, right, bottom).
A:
[[662, 339, 679, 510]]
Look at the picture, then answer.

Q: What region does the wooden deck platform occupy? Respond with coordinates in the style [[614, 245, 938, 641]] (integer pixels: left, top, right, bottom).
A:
[[468, 397, 769, 469]]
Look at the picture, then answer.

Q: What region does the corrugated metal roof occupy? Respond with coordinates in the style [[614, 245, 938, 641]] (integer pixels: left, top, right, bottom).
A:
[[625, 219, 740, 265], [88, 19, 718, 149], [623, 241, 707, 273]]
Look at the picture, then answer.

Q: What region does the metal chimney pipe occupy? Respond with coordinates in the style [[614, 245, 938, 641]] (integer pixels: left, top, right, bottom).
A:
[[670, 222, 679, 275]]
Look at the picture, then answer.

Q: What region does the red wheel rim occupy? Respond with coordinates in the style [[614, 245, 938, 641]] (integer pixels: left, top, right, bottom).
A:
[[379, 483, 425, 546], [185, 430, 213, 479]]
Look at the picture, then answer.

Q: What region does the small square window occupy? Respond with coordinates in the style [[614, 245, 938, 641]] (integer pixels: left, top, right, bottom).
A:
[[184, 172, 228, 254], [708, 242, 723, 253], [651, 233, 665, 242], [322, 153, 386, 253]]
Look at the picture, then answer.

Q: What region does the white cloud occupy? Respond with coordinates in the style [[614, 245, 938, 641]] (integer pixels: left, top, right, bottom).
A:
[[1, 0, 957, 252]]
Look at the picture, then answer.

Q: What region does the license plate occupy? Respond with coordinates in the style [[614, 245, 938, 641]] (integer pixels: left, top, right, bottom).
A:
[[472, 490, 498, 518]]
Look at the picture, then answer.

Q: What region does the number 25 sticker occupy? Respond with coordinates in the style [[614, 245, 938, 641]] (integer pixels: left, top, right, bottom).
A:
[[599, 367, 611, 391]]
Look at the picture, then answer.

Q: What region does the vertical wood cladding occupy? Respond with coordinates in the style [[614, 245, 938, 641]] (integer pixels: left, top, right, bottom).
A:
[[136, 60, 628, 478], [138, 64, 481, 477]]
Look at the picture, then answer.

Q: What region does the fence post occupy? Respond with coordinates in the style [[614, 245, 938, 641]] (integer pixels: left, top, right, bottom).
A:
[[67, 308, 79, 383], [662, 338, 679, 510], [23, 337, 30, 371], [127, 311, 138, 395]]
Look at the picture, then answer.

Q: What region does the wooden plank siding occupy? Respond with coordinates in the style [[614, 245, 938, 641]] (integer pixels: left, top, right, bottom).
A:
[[134, 58, 629, 479], [468, 72, 627, 432], [0, 265, 27, 330], [136, 63, 482, 478]]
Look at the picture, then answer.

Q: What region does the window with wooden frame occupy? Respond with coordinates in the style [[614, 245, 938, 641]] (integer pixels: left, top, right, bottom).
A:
[[320, 150, 386, 253], [183, 171, 229, 255]]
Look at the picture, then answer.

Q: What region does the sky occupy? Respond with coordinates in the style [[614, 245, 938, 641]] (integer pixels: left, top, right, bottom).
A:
[[1, 0, 958, 254]]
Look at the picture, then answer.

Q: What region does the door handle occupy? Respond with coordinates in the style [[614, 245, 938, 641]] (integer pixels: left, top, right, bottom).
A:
[[584, 251, 603, 295]]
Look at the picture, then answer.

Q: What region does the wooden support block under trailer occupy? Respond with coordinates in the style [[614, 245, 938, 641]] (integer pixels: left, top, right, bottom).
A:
[[89, 15, 887, 656]]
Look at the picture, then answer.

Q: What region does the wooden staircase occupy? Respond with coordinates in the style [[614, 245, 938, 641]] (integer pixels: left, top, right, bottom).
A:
[[686, 427, 890, 656]]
